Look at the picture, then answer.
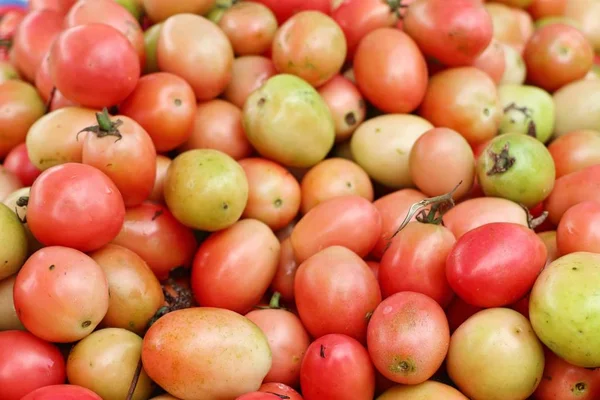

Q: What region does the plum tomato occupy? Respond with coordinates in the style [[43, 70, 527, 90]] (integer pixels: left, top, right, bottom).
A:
[[3, 143, 42, 187], [317, 75, 366, 142], [26, 163, 126, 252], [547, 129, 600, 178], [258, 383, 303, 400], [21, 385, 102, 400], [557, 201, 600, 255], [446, 222, 547, 308]]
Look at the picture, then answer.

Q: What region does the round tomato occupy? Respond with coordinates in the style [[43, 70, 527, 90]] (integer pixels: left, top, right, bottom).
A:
[[26, 163, 126, 252], [3, 143, 42, 187], [250, 0, 331, 24], [13, 246, 109, 342], [270, 237, 299, 302], [21, 385, 102, 400], [218, 2, 277, 56], [49, 23, 140, 108], [446, 222, 547, 307], [556, 201, 600, 255], [300, 334, 375, 400], [142, 0, 216, 23], [0, 330, 66, 400], [548, 129, 600, 178], [317, 75, 366, 142], [223, 55, 277, 109], [545, 165, 600, 225], [258, 383, 303, 400]]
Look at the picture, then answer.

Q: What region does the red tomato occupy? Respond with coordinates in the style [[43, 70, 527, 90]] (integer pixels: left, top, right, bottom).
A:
[[81, 112, 157, 207], [548, 130, 600, 178], [545, 165, 600, 225], [470, 38, 506, 84], [13, 246, 109, 342], [317, 75, 366, 142], [11, 10, 63, 82], [148, 154, 171, 204], [290, 195, 382, 264], [2, 142, 41, 187], [49, 24, 140, 108], [0, 10, 25, 39], [294, 246, 381, 342], [191, 219, 280, 313], [446, 223, 547, 308], [34, 53, 77, 111], [445, 296, 483, 333], [0, 330, 66, 400], [270, 237, 299, 302], [236, 393, 282, 400], [331, 0, 399, 60], [111, 202, 197, 280], [300, 334, 376, 400], [379, 222, 456, 307], [29, 0, 78, 14], [250, 0, 331, 24], [557, 201, 600, 255], [223, 55, 277, 109], [353, 28, 428, 114], [26, 163, 125, 252], [524, 24, 594, 92], [258, 383, 303, 400], [367, 291, 450, 384], [403, 0, 493, 66], [20, 385, 102, 400], [119, 72, 196, 153], [218, 2, 278, 56]]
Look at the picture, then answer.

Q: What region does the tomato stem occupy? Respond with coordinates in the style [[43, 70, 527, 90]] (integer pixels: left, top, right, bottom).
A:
[[124, 358, 143, 400], [519, 203, 549, 230], [486, 143, 516, 175], [76, 107, 123, 142], [504, 102, 537, 138], [254, 291, 290, 311], [45, 87, 56, 114]]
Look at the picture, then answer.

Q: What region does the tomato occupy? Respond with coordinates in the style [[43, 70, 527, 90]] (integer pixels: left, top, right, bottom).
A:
[[500, 42, 527, 85], [353, 28, 427, 114], [3, 187, 44, 255], [556, 201, 600, 255], [0, 275, 25, 331], [157, 13, 233, 100], [419, 67, 502, 145], [243, 74, 335, 168], [250, 0, 331, 24], [0, 330, 66, 400], [351, 114, 433, 188], [3, 143, 41, 186], [270, 237, 298, 303], [111, 202, 197, 280], [26, 163, 125, 252], [272, 11, 346, 87], [0, 167, 23, 203], [238, 158, 301, 231], [191, 219, 279, 313], [524, 24, 594, 92], [548, 129, 600, 178], [0, 202, 27, 280], [331, 0, 399, 61], [538, 230, 559, 267], [445, 297, 483, 333], [21, 385, 102, 400], [485, 2, 528, 52], [291, 195, 381, 263], [258, 383, 303, 400], [316, 75, 365, 142], [90, 244, 164, 334], [565, 0, 600, 53], [294, 246, 381, 342], [447, 308, 545, 400], [379, 222, 456, 307], [477, 133, 555, 208], [34, 54, 77, 112], [143, 23, 161, 74], [409, 127, 475, 200], [29, 0, 77, 14], [11, 10, 63, 82], [120, 72, 196, 153], [378, 381, 469, 400], [403, 0, 493, 67], [65, 0, 145, 68], [164, 149, 248, 231], [533, 348, 600, 400], [447, 223, 547, 307], [223, 55, 277, 109], [0, 80, 45, 158], [300, 158, 373, 215], [300, 334, 375, 400], [236, 393, 281, 400], [528, 0, 567, 20], [246, 300, 311, 387], [0, 61, 19, 83], [553, 80, 600, 137], [546, 164, 600, 224], [218, 2, 277, 56], [180, 99, 253, 160], [471, 38, 506, 84], [142, 307, 272, 399], [13, 246, 109, 342], [148, 155, 171, 203], [67, 328, 153, 400], [142, 0, 216, 23]]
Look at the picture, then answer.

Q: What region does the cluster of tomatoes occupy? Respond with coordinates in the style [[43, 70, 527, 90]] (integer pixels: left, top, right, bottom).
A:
[[2, 0, 600, 399]]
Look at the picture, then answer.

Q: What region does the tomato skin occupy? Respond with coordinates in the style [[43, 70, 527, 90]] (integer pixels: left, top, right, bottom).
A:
[[556, 201, 600, 255], [250, 0, 331, 24], [290, 195, 382, 264], [300, 334, 376, 400], [236, 393, 282, 400], [258, 383, 303, 400], [446, 223, 547, 307], [26, 163, 126, 252], [379, 222, 456, 307], [0, 330, 66, 400], [3, 143, 42, 187], [547, 129, 600, 178], [111, 202, 197, 280], [527, 0, 567, 20], [29, 0, 78, 14], [142, 0, 217, 23], [13, 246, 110, 343], [218, 2, 278, 56], [223, 55, 277, 109], [353, 28, 428, 114], [317, 75, 366, 142], [471, 39, 506, 84], [403, 0, 493, 66], [119, 72, 196, 153], [545, 165, 600, 225], [20, 385, 102, 400], [270, 237, 299, 302], [148, 154, 171, 204], [49, 24, 140, 109]]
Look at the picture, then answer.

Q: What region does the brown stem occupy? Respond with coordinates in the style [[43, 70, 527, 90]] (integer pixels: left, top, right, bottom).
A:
[[45, 87, 56, 114], [519, 203, 549, 230], [504, 102, 537, 138], [486, 143, 516, 175], [125, 357, 143, 400]]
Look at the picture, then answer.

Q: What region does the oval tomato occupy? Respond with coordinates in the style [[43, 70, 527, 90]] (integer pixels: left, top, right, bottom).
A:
[[547, 129, 600, 178], [556, 201, 600, 255], [223, 55, 277, 109], [446, 222, 547, 307], [218, 2, 278, 56], [270, 237, 299, 302], [21, 385, 102, 400], [545, 165, 600, 225], [3, 143, 41, 187], [317, 75, 366, 142]]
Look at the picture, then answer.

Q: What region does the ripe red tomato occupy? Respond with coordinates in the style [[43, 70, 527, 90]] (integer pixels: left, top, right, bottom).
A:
[[556, 201, 600, 255], [20, 385, 102, 400], [300, 334, 376, 400], [545, 165, 600, 225], [250, 0, 331, 24], [0, 330, 66, 400], [49, 23, 140, 108], [270, 237, 299, 302], [13, 246, 110, 342], [403, 0, 493, 66], [26, 163, 126, 252], [353, 28, 428, 114], [547, 130, 600, 178], [29, 0, 78, 14], [236, 393, 282, 400], [2, 142, 41, 187], [446, 223, 547, 308], [258, 383, 303, 400]]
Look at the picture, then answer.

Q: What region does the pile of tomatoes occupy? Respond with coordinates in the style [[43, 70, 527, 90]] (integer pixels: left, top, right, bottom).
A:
[[2, 0, 600, 399]]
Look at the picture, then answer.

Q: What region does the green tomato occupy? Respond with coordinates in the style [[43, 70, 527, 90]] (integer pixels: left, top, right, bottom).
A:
[[476, 133, 555, 207], [498, 84, 555, 143], [530, 252, 600, 368], [0, 202, 28, 280], [164, 149, 249, 232], [143, 23, 162, 75], [243, 74, 335, 168], [113, 0, 144, 21]]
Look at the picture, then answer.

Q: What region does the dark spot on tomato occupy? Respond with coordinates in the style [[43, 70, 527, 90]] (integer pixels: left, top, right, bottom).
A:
[[223, 202, 229, 210], [390, 357, 417, 375], [106, 163, 113, 167], [483, 107, 490, 117], [81, 320, 91, 328], [274, 198, 283, 208], [514, 327, 522, 334], [573, 382, 587, 393], [572, 267, 579, 271], [346, 181, 352, 188], [365, 311, 373, 321], [358, 99, 365, 109], [152, 210, 163, 221], [174, 98, 182, 106], [544, 375, 553, 381], [579, 329, 584, 334], [49, 264, 55, 271], [265, 392, 290, 400], [257, 97, 266, 107], [344, 112, 357, 126], [320, 344, 326, 358], [128, 321, 135, 329]]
